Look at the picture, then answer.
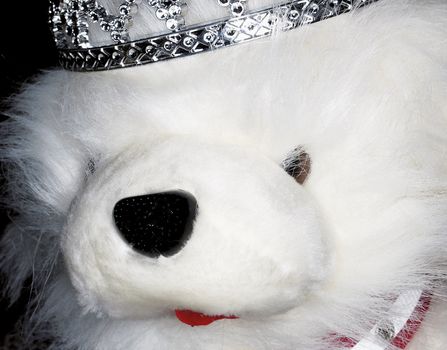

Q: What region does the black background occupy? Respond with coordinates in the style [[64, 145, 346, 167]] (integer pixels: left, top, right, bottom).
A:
[[0, 0, 57, 341]]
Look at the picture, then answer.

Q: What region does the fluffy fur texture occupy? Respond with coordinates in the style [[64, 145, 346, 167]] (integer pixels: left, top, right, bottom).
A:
[[1, 0, 447, 349]]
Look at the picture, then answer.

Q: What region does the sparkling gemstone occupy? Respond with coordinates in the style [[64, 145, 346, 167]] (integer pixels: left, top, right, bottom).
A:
[[308, 3, 319, 14], [97, 53, 107, 63], [100, 20, 111, 31], [145, 47, 156, 56], [183, 37, 194, 47], [168, 4, 182, 16], [119, 4, 130, 15], [52, 13, 62, 23], [166, 18, 181, 31], [202, 31, 215, 43], [163, 41, 174, 51], [119, 31, 130, 42], [217, 0, 230, 7], [288, 9, 300, 20], [78, 34, 91, 48], [156, 8, 169, 20], [223, 26, 236, 38], [112, 51, 123, 60], [230, 2, 245, 16], [111, 30, 122, 41], [112, 18, 126, 30], [127, 48, 138, 58], [161, 0, 173, 8], [90, 11, 99, 22]]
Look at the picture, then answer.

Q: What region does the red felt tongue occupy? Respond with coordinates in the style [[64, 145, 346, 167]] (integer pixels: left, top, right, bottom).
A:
[[175, 309, 238, 326]]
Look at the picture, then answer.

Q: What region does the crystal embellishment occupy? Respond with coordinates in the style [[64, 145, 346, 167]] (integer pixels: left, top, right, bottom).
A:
[[149, 0, 187, 31], [49, 0, 140, 48], [218, 0, 248, 17], [52, 0, 379, 71]]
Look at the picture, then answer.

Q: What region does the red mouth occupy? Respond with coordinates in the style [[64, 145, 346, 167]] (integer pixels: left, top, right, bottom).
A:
[[175, 309, 238, 327]]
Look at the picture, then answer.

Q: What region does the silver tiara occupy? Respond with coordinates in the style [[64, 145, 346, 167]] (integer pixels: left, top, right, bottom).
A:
[[50, 0, 378, 72]]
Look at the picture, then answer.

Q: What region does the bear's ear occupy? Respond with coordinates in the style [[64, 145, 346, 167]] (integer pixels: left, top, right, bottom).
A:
[[282, 148, 311, 185], [0, 75, 90, 302]]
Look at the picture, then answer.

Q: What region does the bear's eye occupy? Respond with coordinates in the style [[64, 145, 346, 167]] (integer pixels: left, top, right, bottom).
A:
[[282, 148, 311, 185], [86, 158, 97, 175]]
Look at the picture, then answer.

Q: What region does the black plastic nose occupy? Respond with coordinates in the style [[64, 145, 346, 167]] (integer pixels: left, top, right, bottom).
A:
[[113, 191, 197, 258]]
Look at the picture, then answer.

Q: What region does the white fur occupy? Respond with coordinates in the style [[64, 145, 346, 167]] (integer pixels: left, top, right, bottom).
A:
[[1, 0, 447, 349], [64, 139, 330, 318]]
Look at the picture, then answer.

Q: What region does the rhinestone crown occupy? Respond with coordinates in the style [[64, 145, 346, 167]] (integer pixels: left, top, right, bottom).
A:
[[50, 0, 378, 71]]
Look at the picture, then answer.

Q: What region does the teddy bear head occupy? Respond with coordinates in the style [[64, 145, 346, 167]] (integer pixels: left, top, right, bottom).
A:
[[1, 1, 447, 349]]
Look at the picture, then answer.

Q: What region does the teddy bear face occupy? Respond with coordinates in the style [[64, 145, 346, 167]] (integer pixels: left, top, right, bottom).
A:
[[63, 137, 330, 319], [2, 1, 447, 349]]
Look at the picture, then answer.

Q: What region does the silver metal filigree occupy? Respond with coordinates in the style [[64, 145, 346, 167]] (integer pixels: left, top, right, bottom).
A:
[[54, 0, 379, 71]]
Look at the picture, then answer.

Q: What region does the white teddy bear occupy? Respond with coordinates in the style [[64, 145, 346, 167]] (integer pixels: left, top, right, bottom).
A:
[[1, 0, 447, 349]]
